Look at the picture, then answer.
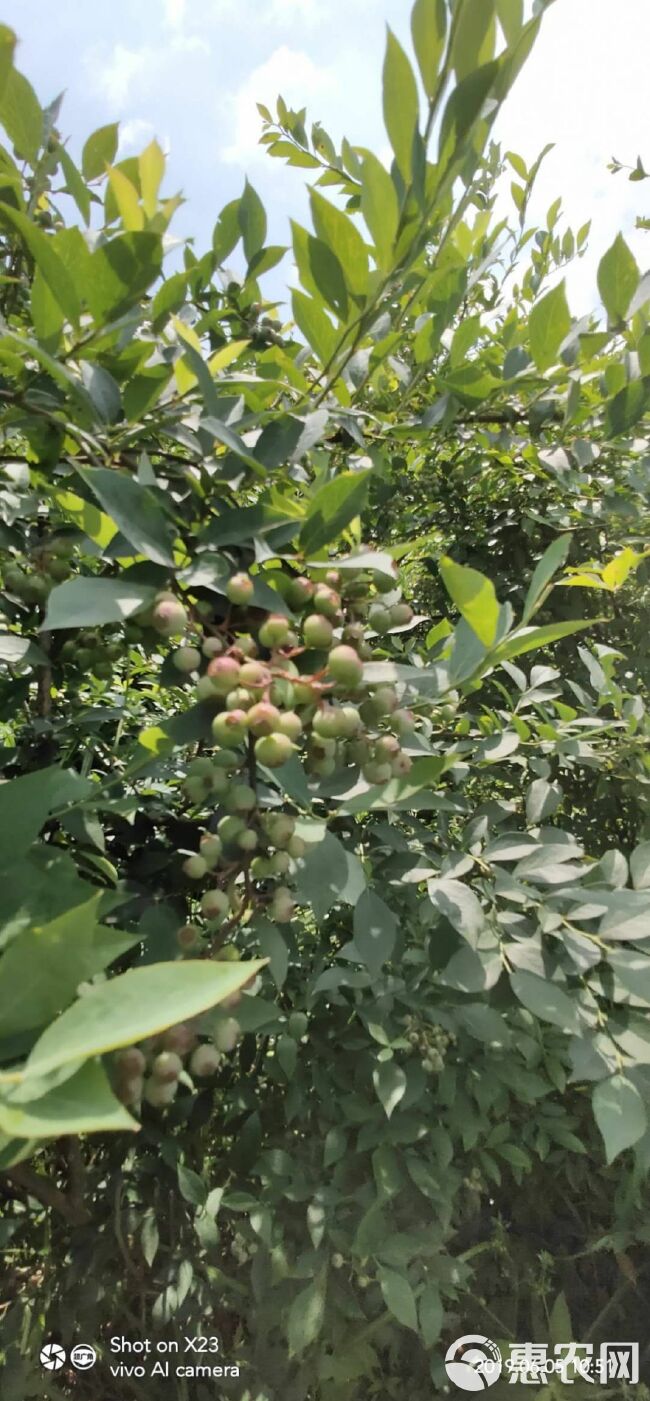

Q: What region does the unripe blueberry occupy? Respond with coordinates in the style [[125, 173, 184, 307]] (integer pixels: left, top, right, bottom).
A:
[[173, 646, 201, 673], [327, 645, 364, 688], [201, 888, 230, 919], [258, 613, 291, 648], [92, 659, 113, 679], [212, 750, 240, 770], [152, 596, 188, 637], [277, 710, 303, 741], [375, 734, 400, 759], [271, 886, 295, 922], [190, 1044, 222, 1078], [332, 1252, 345, 1269], [226, 686, 254, 711], [163, 1022, 198, 1054], [200, 834, 223, 867], [293, 679, 318, 706], [270, 678, 295, 707], [226, 572, 254, 605], [287, 834, 306, 859], [207, 655, 241, 694], [303, 613, 334, 649], [312, 585, 340, 618], [372, 684, 399, 716], [202, 635, 224, 658], [362, 761, 393, 784], [237, 828, 258, 852], [184, 775, 209, 804], [325, 570, 341, 588], [47, 557, 72, 582], [247, 701, 281, 736], [196, 675, 220, 702], [348, 737, 372, 764], [339, 705, 362, 737], [391, 752, 413, 777], [390, 602, 413, 627], [236, 634, 257, 657], [217, 814, 246, 845], [116, 1047, 146, 1077], [119, 1075, 144, 1106], [311, 755, 336, 777], [368, 604, 392, 634], [239, 661, 271, 688], [145, 1078, 178, 1107], [213, 1017, 241, 1052], [313, 705, 342, 740], [393, 707, 416, 735], [225, 783, 257, 813], [269, 849, 291, 875], [263, 813, 295, 846], [210, 768, 230, 796], [50, 536, 75, 559], [250, 855, 272, 879], [286, 576, 313, 608], [177, 923, 202, 950], [152, 1051, 183, 1083], [105, 642, 123, 662], [255, 732, 293, 767], [183, 854, 208, 880], [216, 944, 241, 961], [212, 709, 248, 747]]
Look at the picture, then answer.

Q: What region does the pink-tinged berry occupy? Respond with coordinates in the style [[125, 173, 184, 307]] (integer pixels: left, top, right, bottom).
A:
[[226, 572, 254, 605], [206, 655, 241, 694], [247, 700, 281, 736], [212, 708, 248, 747], [152, 596, 187, 637], [258, 613, 291, 648]]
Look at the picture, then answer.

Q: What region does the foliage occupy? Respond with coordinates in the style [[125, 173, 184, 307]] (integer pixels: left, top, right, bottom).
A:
[[0, 4, 649, 1397]]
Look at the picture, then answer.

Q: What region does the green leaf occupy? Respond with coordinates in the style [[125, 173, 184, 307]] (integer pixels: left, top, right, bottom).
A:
[[22, 959, 266, 1079], [382, 28, 420, 183], [452, 0, 496, 79], [597, 233, 639, 322], [373, 1060, 406, 1119], [510, 971, 580, 1032], [0, 25, 16, 105], [630, 842, 650, 891], [0, 766, 92, 861], [492, 617, 599, 664], [419, 1282, 443, 1347], [310, 188, 369, 299], [358, 151, 399, 274], [75, 466, 175, 568], [238, 179, 267, 263], [605, 379, 650, 438], [0, 632, 47, 668], [593, 1074, 647, 1164], [177, 1164, 207, 1208], [528, 279, 571, 371], [291, 288, 337, 366], [287, 1271, 326, 1357], [439, 556, 500, 646], [82, 122, 119, 180], [81, 232, 162, 322], [522, 535, 571, 621], [438, 62, 499, 175], [428, 878, 485, 944], [300, 470, 371, 553], [0, 1060, 135, 1139], [378, 1266, 418, 1331], [79, 363, 121, 423], [43, 577, 158, 630], [0, 895, 138, 1038], [411, 0, 447, 98], [292, 221, 349, 320], [58, 146, 91, 225], [0, 66, 42, 163], [0, 207, 80, 324], [353, 890, 397, 975], [295, 833, 366, 923], [139, 139, 165, 218]]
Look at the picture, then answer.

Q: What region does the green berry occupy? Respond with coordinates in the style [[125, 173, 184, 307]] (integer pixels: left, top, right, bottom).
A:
[[258, 613, 291, 648], [202, 636, 224, 658], [217, 814, 246, 845], [152, 1051, 183, 1083], [303, 613, 334, 649], [152, 596, 188, 637], [212, 709, 248, 747], [286, 576, 313, 608], [239, 661, 271, 688], [237, 828, 258, 852], [173, 646, 201, 673], [226, 783, 257, 813], [390, 602, 413, 626], [312, 585, 340, 618], [190, 1044, 222, 1077], [255, 732, 293, 767], [183, 854, 208, 880], [247, 701, 281, 736], [201, 888, 230, 919], [145, 1079, 177, 1107], [200, 834, 223, 867], [327, 645, 364, 688], [277, 710, 302, 741], [177, 923, 201, 950], [207, 655, 241, 694], [226, 572, 254, 605], [213, 1017, 240, 1052]]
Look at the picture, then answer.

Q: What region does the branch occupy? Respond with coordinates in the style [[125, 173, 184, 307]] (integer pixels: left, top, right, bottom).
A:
[[5, 1160, 91, 1226]]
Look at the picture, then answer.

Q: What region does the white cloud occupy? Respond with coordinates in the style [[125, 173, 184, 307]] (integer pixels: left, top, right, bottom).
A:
[[93, 33, 210, 108], [221, 44, 336, 165], [118, 118, 156, 156], [164, 0, 186, 30]]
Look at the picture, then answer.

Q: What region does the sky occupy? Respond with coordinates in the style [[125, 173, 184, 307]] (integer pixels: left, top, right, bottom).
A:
[[3, 0, 650, 318]]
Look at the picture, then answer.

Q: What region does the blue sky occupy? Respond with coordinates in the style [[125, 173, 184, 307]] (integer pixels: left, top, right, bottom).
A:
[[4, 0, 650, 316]]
